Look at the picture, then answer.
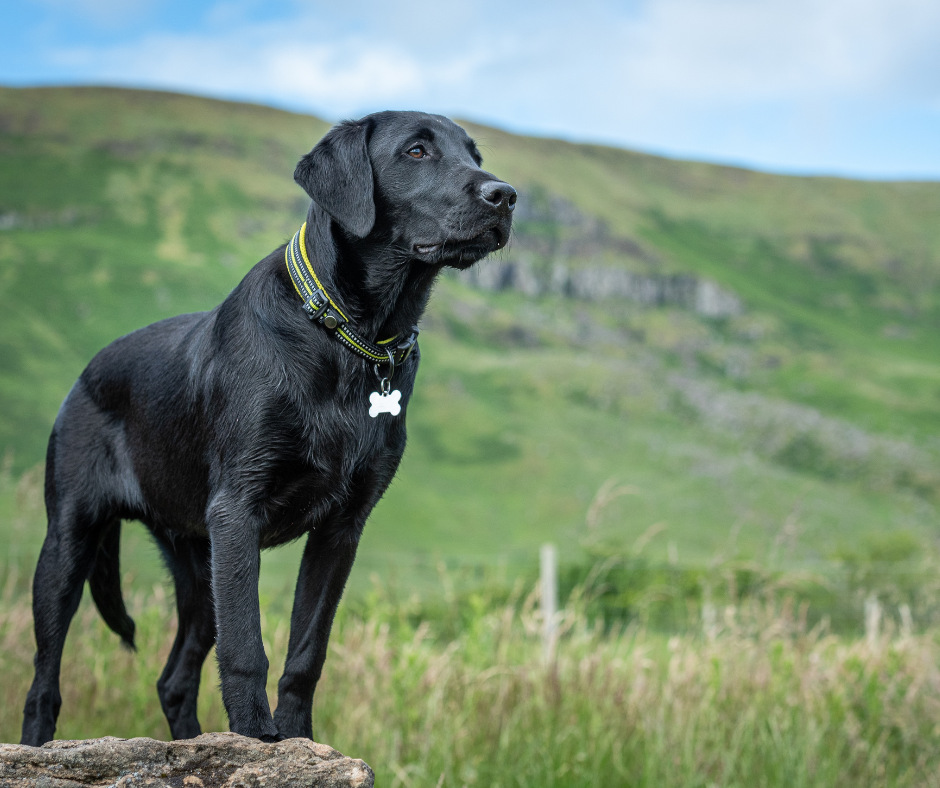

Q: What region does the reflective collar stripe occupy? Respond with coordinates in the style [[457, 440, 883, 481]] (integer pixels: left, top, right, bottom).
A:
[[284, 223, 418, 367], [289, 222, 349, 322]]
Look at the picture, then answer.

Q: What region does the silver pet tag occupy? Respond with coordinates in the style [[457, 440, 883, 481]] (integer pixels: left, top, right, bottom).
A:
[[369, 389, 402, 417], [370, 353, 401, 418]]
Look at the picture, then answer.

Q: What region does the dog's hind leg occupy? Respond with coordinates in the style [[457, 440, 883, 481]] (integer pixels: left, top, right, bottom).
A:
[[21, 493, 110, 745], [155, 535, 216, 740], [273, 531, 359, 740], [22, 383, 143, 746]]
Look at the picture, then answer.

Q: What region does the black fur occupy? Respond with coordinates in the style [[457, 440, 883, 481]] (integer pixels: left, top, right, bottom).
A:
[[20, 111, 515, 745]]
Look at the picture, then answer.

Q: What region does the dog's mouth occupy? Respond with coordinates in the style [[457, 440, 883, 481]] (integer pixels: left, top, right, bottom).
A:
[[413, 226, 506, 265]]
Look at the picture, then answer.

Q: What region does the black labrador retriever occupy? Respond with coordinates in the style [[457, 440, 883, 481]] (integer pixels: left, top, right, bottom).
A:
[[20, 111, 515, 745]]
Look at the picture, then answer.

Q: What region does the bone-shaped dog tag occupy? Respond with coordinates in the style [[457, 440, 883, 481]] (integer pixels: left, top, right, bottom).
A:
[[369, 390, 402, 418]]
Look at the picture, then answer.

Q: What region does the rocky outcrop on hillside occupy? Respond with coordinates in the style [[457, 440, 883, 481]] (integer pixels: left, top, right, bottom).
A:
[[507, 188, 657, 265], [460, 187, 743, 318], [459, 261, 743, 318], [0, 732, 374, 787], [0, 208, 84, 231]]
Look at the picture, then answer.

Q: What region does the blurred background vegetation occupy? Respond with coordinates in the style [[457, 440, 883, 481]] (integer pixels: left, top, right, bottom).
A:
[[1, 86, 939, 786]]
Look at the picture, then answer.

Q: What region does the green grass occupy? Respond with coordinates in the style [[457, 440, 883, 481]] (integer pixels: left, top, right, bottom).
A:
[[4, 81, 940, 788], [2, 88, 940, 761], [2, 582, 940, 787], [1, 85, 940, 592]]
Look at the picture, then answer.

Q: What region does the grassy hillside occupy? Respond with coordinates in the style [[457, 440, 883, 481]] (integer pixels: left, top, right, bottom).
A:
[[1, 86, 939, 599]]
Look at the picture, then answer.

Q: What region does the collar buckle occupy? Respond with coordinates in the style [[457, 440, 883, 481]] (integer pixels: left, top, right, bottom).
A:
[[287, 224, 416, 365], [302, 288, 347, 331], [394, 326, 420, 362]]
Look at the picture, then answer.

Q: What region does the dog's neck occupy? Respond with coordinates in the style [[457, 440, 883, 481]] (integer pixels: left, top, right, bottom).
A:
[[303, 204, 441, 341]]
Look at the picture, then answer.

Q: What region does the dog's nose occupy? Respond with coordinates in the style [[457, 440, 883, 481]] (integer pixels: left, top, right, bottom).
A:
[[479, 180, 517, 214]]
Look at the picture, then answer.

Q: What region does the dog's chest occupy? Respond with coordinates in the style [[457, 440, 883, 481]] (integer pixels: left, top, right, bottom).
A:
[[258, 392, 408, 546]]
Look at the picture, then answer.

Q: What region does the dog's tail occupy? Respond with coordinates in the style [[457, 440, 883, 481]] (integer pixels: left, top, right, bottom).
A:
[[88, 521, 136, 650]]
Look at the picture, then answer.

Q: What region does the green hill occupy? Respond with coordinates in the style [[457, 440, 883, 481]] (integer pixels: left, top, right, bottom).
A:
[[1, 86, 938, 595]]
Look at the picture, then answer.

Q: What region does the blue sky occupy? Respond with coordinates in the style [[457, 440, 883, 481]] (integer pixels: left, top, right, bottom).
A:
[[2, 0, 939, 179]]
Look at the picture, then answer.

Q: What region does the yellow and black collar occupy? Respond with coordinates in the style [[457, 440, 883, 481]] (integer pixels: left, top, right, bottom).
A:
[[285, 223, 418, 368]]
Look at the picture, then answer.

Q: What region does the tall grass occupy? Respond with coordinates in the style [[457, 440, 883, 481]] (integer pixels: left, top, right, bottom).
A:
[[2, 579, 940, 787]]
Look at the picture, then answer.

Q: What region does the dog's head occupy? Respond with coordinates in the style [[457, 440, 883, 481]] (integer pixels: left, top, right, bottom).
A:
[[294, 111, 515, 270]]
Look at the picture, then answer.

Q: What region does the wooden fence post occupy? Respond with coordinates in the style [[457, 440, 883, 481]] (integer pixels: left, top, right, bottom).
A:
[[540, 543, 558, 663]]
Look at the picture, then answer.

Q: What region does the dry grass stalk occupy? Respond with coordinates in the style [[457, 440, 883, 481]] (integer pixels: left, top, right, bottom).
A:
[[1, 583, 939, 786]]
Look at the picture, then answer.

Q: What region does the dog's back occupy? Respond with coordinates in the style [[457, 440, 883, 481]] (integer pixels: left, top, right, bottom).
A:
[[56, 311, 211, 527]]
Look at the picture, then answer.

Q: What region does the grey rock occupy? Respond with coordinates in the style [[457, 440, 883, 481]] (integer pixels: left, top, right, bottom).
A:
[[459, 186, 743, 316], [0, 208, 82, 231], [460, 260, 514, 291], [460, 260, 743, 318], [510, 189, 656, 265], [694, 279, 743, 318], [0, 732, 374, 788]]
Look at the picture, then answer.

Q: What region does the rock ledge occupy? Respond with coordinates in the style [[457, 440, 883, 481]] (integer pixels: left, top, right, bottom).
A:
[[0, 731, 374, 787]]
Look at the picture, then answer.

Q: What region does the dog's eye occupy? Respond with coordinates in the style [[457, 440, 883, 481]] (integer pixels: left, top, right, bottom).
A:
[[407, 145, 427, 159]]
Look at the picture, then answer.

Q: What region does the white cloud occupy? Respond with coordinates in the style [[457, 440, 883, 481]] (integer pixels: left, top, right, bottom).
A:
[[612, 0, 940, 103], [46, 0, 940, 112], [267, 44, 423, 107], [49, 15, 490, 117]]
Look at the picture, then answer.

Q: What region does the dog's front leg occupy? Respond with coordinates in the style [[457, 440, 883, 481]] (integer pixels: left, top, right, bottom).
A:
[[207, 500, 279, 741], [273, 529, 359, 739]]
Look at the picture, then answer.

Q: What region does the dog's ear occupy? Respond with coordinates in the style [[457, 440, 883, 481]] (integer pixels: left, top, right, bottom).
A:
[[294, 120, 375, 238]]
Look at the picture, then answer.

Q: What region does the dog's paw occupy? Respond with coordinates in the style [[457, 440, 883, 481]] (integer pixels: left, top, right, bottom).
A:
[[229, 714, 280, 742], [273, 717, 311, 740]]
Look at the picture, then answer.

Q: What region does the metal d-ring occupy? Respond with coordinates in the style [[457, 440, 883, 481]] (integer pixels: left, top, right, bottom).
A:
[[373, 349, 395, 395]]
